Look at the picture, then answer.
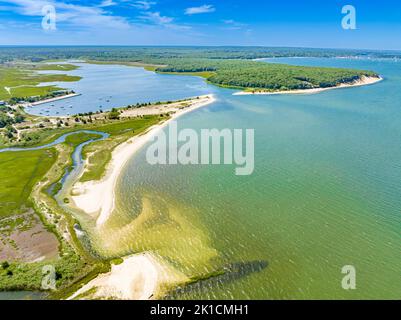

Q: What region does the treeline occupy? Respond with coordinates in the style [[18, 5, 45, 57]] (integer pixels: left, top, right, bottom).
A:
[[156, 59, 378, 90], [1, 46, 401, 63], [0, 107, 24, 129]]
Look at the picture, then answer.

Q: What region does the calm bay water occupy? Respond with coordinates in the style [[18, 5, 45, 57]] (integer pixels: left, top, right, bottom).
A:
[[27, 62, 216, 116], [30, 59, 401, 299]]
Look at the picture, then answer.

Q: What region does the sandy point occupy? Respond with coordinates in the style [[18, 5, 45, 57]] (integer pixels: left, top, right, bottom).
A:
[[68, 252, 187, 300], [233, 75, 383, 96]]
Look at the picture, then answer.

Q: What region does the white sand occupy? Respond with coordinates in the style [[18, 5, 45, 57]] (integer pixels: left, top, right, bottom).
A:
[[233, 76, 383, 96], [31, 93, 81, 106], [68, 252, 186, 300], [71, 95, 216, 227]]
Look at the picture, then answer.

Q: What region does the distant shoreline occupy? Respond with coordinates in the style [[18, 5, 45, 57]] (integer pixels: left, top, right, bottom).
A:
[[233, 75, 383, 96]]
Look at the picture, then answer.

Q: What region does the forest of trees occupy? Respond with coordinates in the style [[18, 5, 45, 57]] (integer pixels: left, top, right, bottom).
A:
[[154, 58, 378, 90]]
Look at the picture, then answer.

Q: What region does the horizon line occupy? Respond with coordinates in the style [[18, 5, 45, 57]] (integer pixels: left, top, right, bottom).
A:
[[0, 45, 400, 53]]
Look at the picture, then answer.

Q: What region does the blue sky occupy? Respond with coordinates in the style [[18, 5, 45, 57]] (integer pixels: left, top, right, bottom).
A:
[[0, 0, 400, 49]]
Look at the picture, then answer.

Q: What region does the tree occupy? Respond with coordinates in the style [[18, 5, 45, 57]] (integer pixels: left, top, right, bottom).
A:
[[108, 108, 120, 120], [14, 114, 25, 123]]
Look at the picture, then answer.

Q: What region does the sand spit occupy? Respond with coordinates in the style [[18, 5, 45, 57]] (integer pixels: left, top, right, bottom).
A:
[[233, 75, 383, 96], [68, 253, 187, 300]]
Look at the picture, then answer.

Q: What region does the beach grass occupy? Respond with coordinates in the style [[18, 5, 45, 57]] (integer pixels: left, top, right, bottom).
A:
[[64, 132, 103, 147], [0, 148, 57, 218]]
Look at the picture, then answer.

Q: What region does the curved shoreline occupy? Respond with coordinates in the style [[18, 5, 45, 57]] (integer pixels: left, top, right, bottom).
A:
[[233, 75, 383, 96], [68, 252, 188, 300], [70, 94, 216, 227]]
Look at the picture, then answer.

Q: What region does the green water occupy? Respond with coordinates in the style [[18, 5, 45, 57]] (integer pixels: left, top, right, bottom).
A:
[[95, 58, 401, 299]]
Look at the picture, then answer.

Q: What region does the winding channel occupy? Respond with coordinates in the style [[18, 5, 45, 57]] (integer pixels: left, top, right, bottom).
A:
[[0, 130, 109, 200]]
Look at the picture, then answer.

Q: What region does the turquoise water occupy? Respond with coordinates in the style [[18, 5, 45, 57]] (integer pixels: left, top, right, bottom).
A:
[[107, 58, 401, 299], [22, 58, 401, 299]]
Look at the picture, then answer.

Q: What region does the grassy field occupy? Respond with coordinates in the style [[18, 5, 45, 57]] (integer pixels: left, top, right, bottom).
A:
[[29, 64, 79, 71], [64, 132, 103, 147], [0, 131, 104, 218], [0, 148, 57, 218], [0, 65, 81, 101]]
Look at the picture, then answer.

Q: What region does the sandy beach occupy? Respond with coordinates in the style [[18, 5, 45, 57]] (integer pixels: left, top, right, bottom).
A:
[[71, 94, 216, 227], [30, 93, 81, 106], [233, 75, 383, 96], [68, 252, 187, 300]]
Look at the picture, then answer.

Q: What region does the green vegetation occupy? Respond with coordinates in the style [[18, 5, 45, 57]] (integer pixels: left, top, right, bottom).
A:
[[0, 46, 385, 297], [0, 62, 81, 146], [0, 105, 25, 132], [29, 64, 79, 71], [110, 258, 124, 265], [0, 130, 112, 292], [79, 114, 163, 182], [0, 131, 113, 293], [0, 101, 175, 293], [108, 108, 120, 120], [154, 59, 378, 91], [64, 132, 103, 147], [0, 65, 81, 101], [7, 90, 76, 106], [1, 46, 399, 63], [0, 47, 381, 94], [46, 132, 104, 197], [0, 149, 57, 218], [0, 250, 85, 291]]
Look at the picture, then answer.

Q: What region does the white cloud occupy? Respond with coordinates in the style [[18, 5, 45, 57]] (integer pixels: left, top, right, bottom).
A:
[[139, 11, 173, 25], [222, 19, 247, 30], [2, 0, 130, 29], [0, 0, 192, 41], [99, 0, 116, 7], [185, 4, 215, 15], [131, 1, 156, 10]]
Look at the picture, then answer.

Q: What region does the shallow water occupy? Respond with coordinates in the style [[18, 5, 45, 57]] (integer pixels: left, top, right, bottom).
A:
[[21, 58, 401, 299], [0, 291, 44, 300]]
